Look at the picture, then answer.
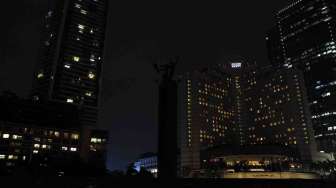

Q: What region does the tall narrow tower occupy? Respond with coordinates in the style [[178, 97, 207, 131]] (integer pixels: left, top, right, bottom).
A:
[[267, 0, 336, 155], [32, 0, 108, 127], [154, 58, 179, 179]]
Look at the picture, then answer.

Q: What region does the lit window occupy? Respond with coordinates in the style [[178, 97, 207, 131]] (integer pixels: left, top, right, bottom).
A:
[[70, 147, 77, 152], [73, 56, 80, 62], [78, 24, 85, 30], [91, 138, 97, 143], [2, 134, 10, 139], [42, 145, 47, 149], [22, 156, 26, 161], [88, 72, 95, 79], [67, 98, 74, 103], [33, 150, 39, 154], [34, 137, 41, 142], [61, 146, 68, 151], [322, 92, 331, 98], [74, 3, 81, 8], [64, 64, 71, 69], [8, 155, 14, 160], [37, 72, 44, 79], [80, 9, 87, 15], [46, 11, 53, 18], [54, 131, 60, 137], [12, 135, 22, 140], [90, 54, 95, 62], [34, 144, 40, 148], [0, 155, 5, 159], [71, 134, 79, 140], [85, 92, 92, 97]]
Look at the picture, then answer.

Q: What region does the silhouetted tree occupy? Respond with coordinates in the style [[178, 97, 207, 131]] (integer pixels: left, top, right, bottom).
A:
[[126, 163, 138, 177], [138, 167, 154, 178], [109, 170, 125, 178]]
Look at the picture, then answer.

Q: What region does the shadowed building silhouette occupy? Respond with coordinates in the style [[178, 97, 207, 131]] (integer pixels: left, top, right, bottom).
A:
[[154, 58, 179, 179]]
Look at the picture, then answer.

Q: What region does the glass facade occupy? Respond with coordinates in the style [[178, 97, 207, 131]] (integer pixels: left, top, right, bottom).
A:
[[32, 0, 108, 126], [268, 0, 336, 153]]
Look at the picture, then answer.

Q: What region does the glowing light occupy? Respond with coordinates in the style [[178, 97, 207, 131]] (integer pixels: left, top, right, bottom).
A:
[[67, 98, 74, 103]]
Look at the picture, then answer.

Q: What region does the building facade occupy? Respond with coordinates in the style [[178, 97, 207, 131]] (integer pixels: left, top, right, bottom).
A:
[[178, 63, 245, 176], [179, 63, 319, 176], [0, 92, 108, 172], [32, 0, 109, 127], [242, 66, 316, 163], [134, 153, 158, 177], [267, 0, 336, 154]]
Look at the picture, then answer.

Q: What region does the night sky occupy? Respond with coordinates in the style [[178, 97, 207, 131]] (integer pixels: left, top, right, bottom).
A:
[[0, 0, 293, 171]]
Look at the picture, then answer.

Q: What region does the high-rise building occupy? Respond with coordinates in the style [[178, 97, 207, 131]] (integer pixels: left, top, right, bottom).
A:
[[179, 62, 322, 176], [267, 0, 336, 154], [178, 63, 245, 176], [242, 66, 316, 163], [32, 0, 108, 127]]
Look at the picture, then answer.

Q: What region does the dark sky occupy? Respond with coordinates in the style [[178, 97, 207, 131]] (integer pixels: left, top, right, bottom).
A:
[[0, 0, 293, 170]]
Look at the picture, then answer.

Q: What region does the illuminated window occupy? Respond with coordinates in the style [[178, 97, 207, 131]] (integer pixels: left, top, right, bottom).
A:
[[22, 156, 26, 161], [85, 92, 92, 97], [73, 56, 80, 62], [78, 24, 85, 30], [33, 150, 39, 154], [74, 3, 81, 8], [34, 144, 40, 148], [34, 137, 40, 142], [54, 131, 60, 137], [71, 134, 79, 140], [0, 155, 5, 159], [42, 145, 47, 149], [90, 54, 95, 62], [61, 146, 68, 151], [64, 64, 71, 69], [66, 98, 74, 103], [37, 72, 44, 79], [91, 138, 97, 143], [80, 9, 87, 15], [88, 72, 95, 79], [91, 137, 102, 143], [70, 147, 77, 152], [322, 92, 331, 98], [12, 135, 22, 140], [2, 134, 10, 139], [8, 155, 14, 160]]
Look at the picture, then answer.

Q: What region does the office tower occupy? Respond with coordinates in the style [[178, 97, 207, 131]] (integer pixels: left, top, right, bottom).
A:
[[178, 63, 244, 176], [242, 66, 316, 163], [32, 0, 108, 127], [267, 0, 336, 154]]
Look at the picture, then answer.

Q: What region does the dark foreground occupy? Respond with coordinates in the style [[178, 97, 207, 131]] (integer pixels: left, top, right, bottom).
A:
[[1, 176, 335, 188]]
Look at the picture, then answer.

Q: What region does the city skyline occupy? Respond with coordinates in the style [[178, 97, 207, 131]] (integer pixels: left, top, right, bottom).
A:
[[1, 0, 328, 173]]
